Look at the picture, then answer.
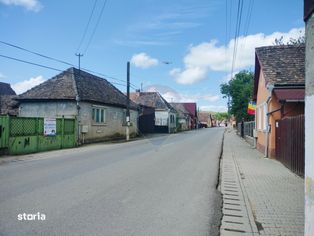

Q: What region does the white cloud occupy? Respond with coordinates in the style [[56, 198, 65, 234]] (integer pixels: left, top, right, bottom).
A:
[[171, 27, 305, 85], [170, 66, 208, 85], [0, 72, 5, 79], [130, 53, 159, 69], [199, 105, 227, 112], [145, 84, 220, 103], [0, 0, 42, 11], [222, 71, 239, 82], [12, 75, 45, 94]]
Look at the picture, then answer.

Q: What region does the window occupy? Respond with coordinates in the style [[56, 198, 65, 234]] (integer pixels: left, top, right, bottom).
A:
[[170, 114, 175, 124], [92, 107, 106, 123], [257, 107, 262, 130], [263, 103, 267, 131]]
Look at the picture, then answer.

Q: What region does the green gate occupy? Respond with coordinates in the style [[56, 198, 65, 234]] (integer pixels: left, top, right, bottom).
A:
[[0, 116, 77, 155]]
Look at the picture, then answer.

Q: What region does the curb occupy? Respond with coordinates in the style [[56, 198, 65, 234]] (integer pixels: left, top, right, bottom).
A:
[[220, 131, 259, 236]]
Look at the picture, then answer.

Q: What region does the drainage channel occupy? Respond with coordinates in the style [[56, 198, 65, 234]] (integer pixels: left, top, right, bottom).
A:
[[219, 152, 259, 236]]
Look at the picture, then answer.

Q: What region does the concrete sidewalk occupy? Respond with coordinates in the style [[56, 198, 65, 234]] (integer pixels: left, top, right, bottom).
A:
[[220, 129, 304, 236]]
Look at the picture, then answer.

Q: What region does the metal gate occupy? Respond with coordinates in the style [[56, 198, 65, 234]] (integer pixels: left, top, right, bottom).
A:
[[0, 116, 77, 155], [275, 115, 304, 176]]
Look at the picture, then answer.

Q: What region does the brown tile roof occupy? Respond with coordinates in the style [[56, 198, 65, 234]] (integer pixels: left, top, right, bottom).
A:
[[0, 82, 16, 95], [17, 67, 138, 110], [130, 92, 176, 112], [0, 95, 18, 115], [255, 44, 305, 86], [170, 103, 190, 117], [0, 83, 18, 115], [197, 112, 210, 123]]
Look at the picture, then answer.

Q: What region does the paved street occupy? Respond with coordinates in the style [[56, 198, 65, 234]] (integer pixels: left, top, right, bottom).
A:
[[0, 128, 224, 236]]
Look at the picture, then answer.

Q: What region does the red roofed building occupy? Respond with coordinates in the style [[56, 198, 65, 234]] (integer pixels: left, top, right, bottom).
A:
[[181, 103, 198, 129]]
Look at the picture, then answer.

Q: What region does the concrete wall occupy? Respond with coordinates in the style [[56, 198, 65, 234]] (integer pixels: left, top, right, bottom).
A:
[[19, 101, 77, 118], [305, 12, 314, 236], [19, 101, 138, 143], [155, 110, 176, 133], [79, 102, 138, 143]]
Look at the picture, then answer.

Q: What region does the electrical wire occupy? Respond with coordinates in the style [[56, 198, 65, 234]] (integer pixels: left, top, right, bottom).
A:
[[0, 40, 74, 67], [0, 54, 63, 72], [0, 53, 138, 89], [76, 0, 99, 53], [0, 40, 139, 89], [83, 0, 108, 55], [230, 0, 244, 81], [243, 0, 254, 38]]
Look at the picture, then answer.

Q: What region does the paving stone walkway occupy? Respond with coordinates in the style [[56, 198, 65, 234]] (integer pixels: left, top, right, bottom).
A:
[[220, 129, 304, 236]]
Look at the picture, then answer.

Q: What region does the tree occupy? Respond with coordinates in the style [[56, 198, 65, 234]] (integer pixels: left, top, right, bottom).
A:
[[214, 112, 228, 121], [273, 34, 305, 46], [220, 70, 254, 122]]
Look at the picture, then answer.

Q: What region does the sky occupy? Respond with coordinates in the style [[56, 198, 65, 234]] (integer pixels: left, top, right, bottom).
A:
[[0, 0, 305, 112]]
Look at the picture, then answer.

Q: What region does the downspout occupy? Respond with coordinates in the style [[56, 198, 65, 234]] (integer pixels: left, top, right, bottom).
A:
[[265, 84, 274, 158]]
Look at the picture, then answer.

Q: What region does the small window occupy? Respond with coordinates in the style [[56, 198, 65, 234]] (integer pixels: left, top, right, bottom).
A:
[[92, 107, 106, 123], [257, 107, 262, 130], [263, 103, 267, 130]]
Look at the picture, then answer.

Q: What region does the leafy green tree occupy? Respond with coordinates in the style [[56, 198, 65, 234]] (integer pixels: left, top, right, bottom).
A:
[[214, 112, 228, 121], [220, 70, 254, 122]]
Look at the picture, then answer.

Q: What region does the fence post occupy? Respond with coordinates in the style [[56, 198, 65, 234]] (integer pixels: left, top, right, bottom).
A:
[[61, 117, 65, 149]]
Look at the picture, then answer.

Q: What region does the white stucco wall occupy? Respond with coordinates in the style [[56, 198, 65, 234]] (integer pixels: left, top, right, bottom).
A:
[[79, 102, 138, 142], [305, 12, 314, 236], [18, 101, 138, 143], [155, 110, 176, 132], [155, 110, 169, 126], [19, 101, 77, 118]]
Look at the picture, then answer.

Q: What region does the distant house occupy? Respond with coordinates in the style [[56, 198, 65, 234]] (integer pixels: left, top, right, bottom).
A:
[[253, 45, 305, 158], [130, 92, 176, 133], [16, 67, 139, 143], [0, 82, 18, 115], [138, 105, 155, 134], [181, 103, 198, 129], [197, 111, 212, 128], [170, 103, 190, 131]]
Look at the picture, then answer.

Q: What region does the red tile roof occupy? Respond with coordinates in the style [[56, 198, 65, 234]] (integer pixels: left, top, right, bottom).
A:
[[274, 88, 305, 102]]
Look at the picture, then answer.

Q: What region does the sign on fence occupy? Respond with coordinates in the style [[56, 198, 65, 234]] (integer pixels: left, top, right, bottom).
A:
[[44, 118, 56, 136]]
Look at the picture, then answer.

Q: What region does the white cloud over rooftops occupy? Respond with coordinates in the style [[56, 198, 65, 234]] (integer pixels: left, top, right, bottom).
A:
[[12, 75, 46, 94], [171, 27, 305, 85], [145, 84, 220, 104], [130, 53, 159, 69]]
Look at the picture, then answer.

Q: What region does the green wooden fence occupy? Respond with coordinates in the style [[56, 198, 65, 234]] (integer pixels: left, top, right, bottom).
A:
[[0, 116, 77, 155]]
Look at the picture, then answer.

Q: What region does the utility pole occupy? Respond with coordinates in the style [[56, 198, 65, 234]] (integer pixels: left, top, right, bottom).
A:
[[75, 53, 83, 70], [126, 61, 130, 141], [75, 53, 83, 145]]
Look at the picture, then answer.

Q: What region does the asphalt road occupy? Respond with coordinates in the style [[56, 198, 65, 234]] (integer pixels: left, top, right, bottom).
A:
[[0, 128, 224, 236]]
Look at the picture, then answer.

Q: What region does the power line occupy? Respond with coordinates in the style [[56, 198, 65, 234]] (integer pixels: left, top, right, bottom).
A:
[[76, 0, 99, 53], [83, 0, 109, 55], [0, 53, 137, 89], [0, 40, 139, 88], [230, 0, 244, 80], [0, 54, 63, 72], [243, 0, 254, 38], [0, 40, 74, 67]]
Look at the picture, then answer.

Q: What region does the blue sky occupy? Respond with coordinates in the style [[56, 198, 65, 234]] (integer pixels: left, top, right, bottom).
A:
[[0, 0, 305, 112]]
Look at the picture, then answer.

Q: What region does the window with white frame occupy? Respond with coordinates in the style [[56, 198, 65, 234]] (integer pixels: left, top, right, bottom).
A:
[[257, 107, 262, 130], [263, 103, 267, 130], [92, 107, 106, 123]]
